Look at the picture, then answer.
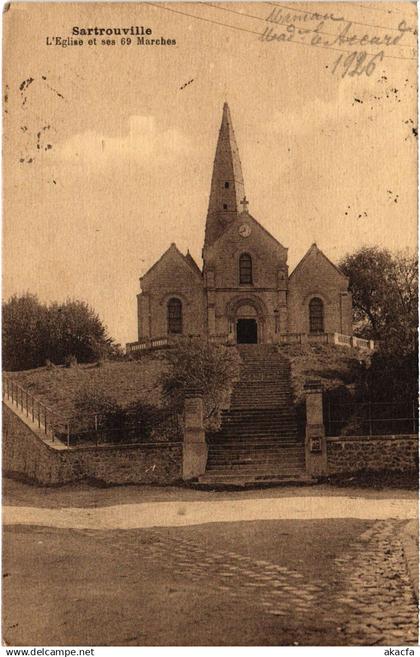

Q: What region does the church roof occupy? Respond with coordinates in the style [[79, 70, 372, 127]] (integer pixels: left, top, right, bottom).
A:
[[184, 250, 202, 276], [289, 243, 348, 280], [205, 208, 287, 257], [204, 103, 246, 248], [141, 243, 202, 282], [240, 210, 287, 253]]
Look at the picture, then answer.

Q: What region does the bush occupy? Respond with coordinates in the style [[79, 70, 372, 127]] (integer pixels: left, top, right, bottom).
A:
[[160, 339, 241, 431], [72, 387, 181, 444], [64, 354, 78, 368], [73, 387, 124, 439]]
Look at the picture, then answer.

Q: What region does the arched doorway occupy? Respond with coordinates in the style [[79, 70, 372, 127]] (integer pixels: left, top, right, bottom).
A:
[[226, 297, 267, 344], [235, 303, 258, 344]]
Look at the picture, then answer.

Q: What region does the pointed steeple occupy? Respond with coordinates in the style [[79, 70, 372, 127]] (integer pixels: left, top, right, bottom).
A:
[[204, 103, 246, 248]]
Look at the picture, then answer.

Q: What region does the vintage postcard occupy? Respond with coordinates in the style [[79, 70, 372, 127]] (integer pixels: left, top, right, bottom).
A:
[[2, 1, 418, 651]]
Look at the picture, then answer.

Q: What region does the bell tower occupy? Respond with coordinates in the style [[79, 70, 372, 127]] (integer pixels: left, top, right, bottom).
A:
[[204, 103, 245, 250]]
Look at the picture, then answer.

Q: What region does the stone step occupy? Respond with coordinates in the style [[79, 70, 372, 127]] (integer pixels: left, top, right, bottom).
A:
[[221, 417, 296, 426], [214, 420, 296, 426], [230, 403, 294, 409], [197, 473, 313, 486], [210, 428, 298, 436], [232, 393, 292, 400], [221, 420, 295, 426], [222, 408, 296, 416], [209, 435, 298, 444], [211, 433, 298, 442], [203, 345, 302, 482], [232, 398, 292, 403], [209, 448, 302, 456], [209, 453, 302, 460], [211, 434, 298, 440], [231, 401, 293, 407], [217, 418, 297, 426], [210, 438, 301, 444], [207, 460, 306, 469], [208, 444, 304, 453], [209, 444, 300, 452], [208, 436, 300, 444], [208, 447, 304, 456], [234, 387, 291, 392], [208, 446, 305, 460], [234, 390, 291, 394], [222, 413, 296, 421], [201, 467, 306, 477], [239, 367, 290, 372], [233, 386, 291, 392], [206, 466, 307, 475], [207, 448, 305, 458]]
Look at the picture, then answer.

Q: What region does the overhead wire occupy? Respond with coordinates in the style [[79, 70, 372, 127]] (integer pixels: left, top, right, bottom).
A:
[[145, 2, 417, 61]]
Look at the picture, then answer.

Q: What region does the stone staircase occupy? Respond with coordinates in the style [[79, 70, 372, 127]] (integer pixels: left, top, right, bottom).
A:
[[199, 344, 311, 486]]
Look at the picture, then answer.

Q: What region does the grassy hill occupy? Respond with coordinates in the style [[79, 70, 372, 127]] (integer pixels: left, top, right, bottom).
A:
[[278, 343, 371, 404], [8, 355, 167, 420], [7, 344, 369, 422]]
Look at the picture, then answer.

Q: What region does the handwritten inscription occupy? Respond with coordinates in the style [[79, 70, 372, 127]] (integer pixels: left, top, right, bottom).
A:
[[260, 8, 416, 76], [331, 50, 385, 78], [261, 16, 414, 48]]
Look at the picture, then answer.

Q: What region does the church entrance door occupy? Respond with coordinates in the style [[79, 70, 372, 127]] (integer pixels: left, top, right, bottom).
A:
[[237, 319, 258, 344]]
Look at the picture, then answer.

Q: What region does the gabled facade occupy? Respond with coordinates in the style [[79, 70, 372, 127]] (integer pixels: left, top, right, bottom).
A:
[[133, 104, 352, 346]]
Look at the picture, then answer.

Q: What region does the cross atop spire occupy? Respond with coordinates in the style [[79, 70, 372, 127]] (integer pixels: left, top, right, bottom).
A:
[[204, 103, 246, 248], [240, 196, 249, 212]]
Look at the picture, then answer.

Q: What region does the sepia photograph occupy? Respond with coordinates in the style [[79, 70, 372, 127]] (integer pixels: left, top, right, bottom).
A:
[[2, 1, 419, 650]]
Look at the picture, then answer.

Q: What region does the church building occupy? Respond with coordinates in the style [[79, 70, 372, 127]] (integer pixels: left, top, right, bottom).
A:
[[129, 103, 353, 350]]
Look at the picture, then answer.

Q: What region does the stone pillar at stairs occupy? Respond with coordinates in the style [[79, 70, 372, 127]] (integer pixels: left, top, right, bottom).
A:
[[182, 387, 208, 480], [304, 379, 328, 476]]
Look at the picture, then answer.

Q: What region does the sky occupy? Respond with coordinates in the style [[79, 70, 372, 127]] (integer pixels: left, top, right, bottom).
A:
[[3, 2, 417, 346]]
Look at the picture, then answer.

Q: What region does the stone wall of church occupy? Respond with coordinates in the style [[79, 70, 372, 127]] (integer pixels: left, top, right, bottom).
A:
[[288, 247, 352, 335], [139, 252, 206, 340], [204, 215, 288, 342]]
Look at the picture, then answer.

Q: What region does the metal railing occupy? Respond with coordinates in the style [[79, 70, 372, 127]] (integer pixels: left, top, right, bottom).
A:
[[3, 373, 71, 445], [3, 373, 182, 448], [325, 398, 419, 437], [65, 408, 182, 447]]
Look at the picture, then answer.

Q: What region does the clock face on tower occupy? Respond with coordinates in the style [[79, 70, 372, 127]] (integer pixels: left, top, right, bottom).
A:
[[238, 223, 251, 238]]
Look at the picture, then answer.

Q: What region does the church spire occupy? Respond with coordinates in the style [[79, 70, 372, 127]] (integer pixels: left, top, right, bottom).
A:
[[204, 103, 246, 248]]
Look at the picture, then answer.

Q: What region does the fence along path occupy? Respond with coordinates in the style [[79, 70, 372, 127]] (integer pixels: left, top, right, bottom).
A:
[[2, 373, 181, 448], [3, 373, 71, 445]]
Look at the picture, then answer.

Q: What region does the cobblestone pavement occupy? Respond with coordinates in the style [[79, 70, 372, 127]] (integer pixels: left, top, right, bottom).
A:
[[4, 508, 418, 645], [100, 519, 418, 646]]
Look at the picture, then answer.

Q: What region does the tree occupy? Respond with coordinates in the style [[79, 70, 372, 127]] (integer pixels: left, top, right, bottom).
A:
[[339, 247, 418, 356], [339, 247, 418, 402], [160, 339, 241, 431], [45, 299, 114, 365], [2, 293, 48, 370], [2, 294, 118, 371]]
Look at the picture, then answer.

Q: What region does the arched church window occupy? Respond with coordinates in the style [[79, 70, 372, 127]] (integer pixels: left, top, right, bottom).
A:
[[167, 298, 183, 335], [224, 181, 230, 188], [309, 297, 324, 333], [239, 253, 253, 285]]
